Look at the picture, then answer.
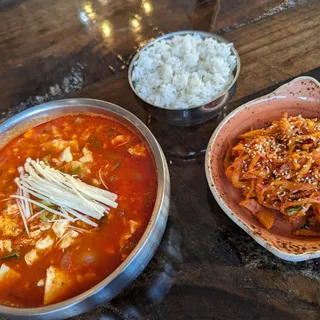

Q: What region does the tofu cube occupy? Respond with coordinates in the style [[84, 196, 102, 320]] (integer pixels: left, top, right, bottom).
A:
[[52, 221, 69, 239], [25, 249, 39, 266], [0, 264, 20, 290], [111, 135, 129, 146], [59, 146, 73, 163], [44, 266, 74, 305], [58, 231, 79, 250], [79, 148, 93, 163], [36, 235, 55, 252], [128, 144, 146, 157], [0, 240, 12, 254], [37, 278, 45, 287]]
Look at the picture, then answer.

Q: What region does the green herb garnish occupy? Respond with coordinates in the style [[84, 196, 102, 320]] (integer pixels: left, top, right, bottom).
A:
[[71, 167, 81, 175], [0, 252, 20, 260], [286, 206, 301, 216], [36, 199, 55, 209], [109, 153, 117, 160], [41, 156, 50, 166], [94, 141, 102, 148], [106, 127, 116, 137], [41, 211, 54, 222]]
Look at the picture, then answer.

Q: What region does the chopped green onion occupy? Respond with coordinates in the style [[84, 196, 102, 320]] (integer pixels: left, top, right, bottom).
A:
[[109, 153, 117, 160], [71, 167, 81, 175], [94, 141, 102, 148], [107, 128, 115, 137], [285, 206, 301, 216], [41, 211, 54, 222], [41, 156, 50, 166], [36, 199, 55, 209], [112, 162, 119, 172], [41, 199, 54, 207], [0, 252, 20, 260]]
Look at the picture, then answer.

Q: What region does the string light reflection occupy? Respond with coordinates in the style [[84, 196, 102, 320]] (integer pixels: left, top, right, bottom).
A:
[[130, 14, 142, 29], [142, 0, 152, 14], [83, 2, 96, 20], [130, 18, 140, 28], [101, 21, 112, 37], [98, 0, 108, 5]]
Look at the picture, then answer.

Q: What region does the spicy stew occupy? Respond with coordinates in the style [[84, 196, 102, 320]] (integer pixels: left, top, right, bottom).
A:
[[0, 113, 157, 307]]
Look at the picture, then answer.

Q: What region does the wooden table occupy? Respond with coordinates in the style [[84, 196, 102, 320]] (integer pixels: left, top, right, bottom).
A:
[[1, 0, 320, 319]]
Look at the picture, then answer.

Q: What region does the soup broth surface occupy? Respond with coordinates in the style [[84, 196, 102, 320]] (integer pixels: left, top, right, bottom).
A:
[[0, 114, 157, 307]]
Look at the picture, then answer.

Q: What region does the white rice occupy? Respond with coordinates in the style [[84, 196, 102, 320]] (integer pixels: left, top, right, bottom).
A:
[[131, 34, 237, 110]]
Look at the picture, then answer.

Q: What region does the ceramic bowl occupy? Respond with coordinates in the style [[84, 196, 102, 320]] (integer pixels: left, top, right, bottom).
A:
[[205, 76, 320, 261]]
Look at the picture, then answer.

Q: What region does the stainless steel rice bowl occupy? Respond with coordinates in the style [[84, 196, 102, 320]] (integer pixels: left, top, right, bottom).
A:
[[128, 30, 241, 126]]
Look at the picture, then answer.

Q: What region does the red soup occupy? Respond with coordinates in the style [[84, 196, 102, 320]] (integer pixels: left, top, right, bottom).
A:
[[0, 114, 157, 307]]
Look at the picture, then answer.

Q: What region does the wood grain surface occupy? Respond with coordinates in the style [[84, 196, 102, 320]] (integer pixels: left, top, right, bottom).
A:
[[0, 0, 319, 319]]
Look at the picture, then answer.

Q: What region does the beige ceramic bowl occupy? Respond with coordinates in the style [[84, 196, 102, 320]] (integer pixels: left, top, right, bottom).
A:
[[205, 76, 320, 261]]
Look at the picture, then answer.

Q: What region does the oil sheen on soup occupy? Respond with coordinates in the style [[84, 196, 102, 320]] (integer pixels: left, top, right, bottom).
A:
[[0, 114, 157, 307]]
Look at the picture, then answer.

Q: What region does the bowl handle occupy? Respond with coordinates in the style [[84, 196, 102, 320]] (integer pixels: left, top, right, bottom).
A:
[[272, 76, 320, 100]]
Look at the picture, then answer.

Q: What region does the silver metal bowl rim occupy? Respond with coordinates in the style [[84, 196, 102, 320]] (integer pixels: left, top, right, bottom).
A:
[[0, 98, 170, 317], [128, 30, 241, 111]]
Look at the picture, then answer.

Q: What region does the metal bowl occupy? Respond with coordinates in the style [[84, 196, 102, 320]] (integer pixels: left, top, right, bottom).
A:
[[128, 30, 241, 126], [0, 98, 170, 320]]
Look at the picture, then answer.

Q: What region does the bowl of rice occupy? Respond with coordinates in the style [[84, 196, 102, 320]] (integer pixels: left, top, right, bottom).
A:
[[128, 30, 240, 126]]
